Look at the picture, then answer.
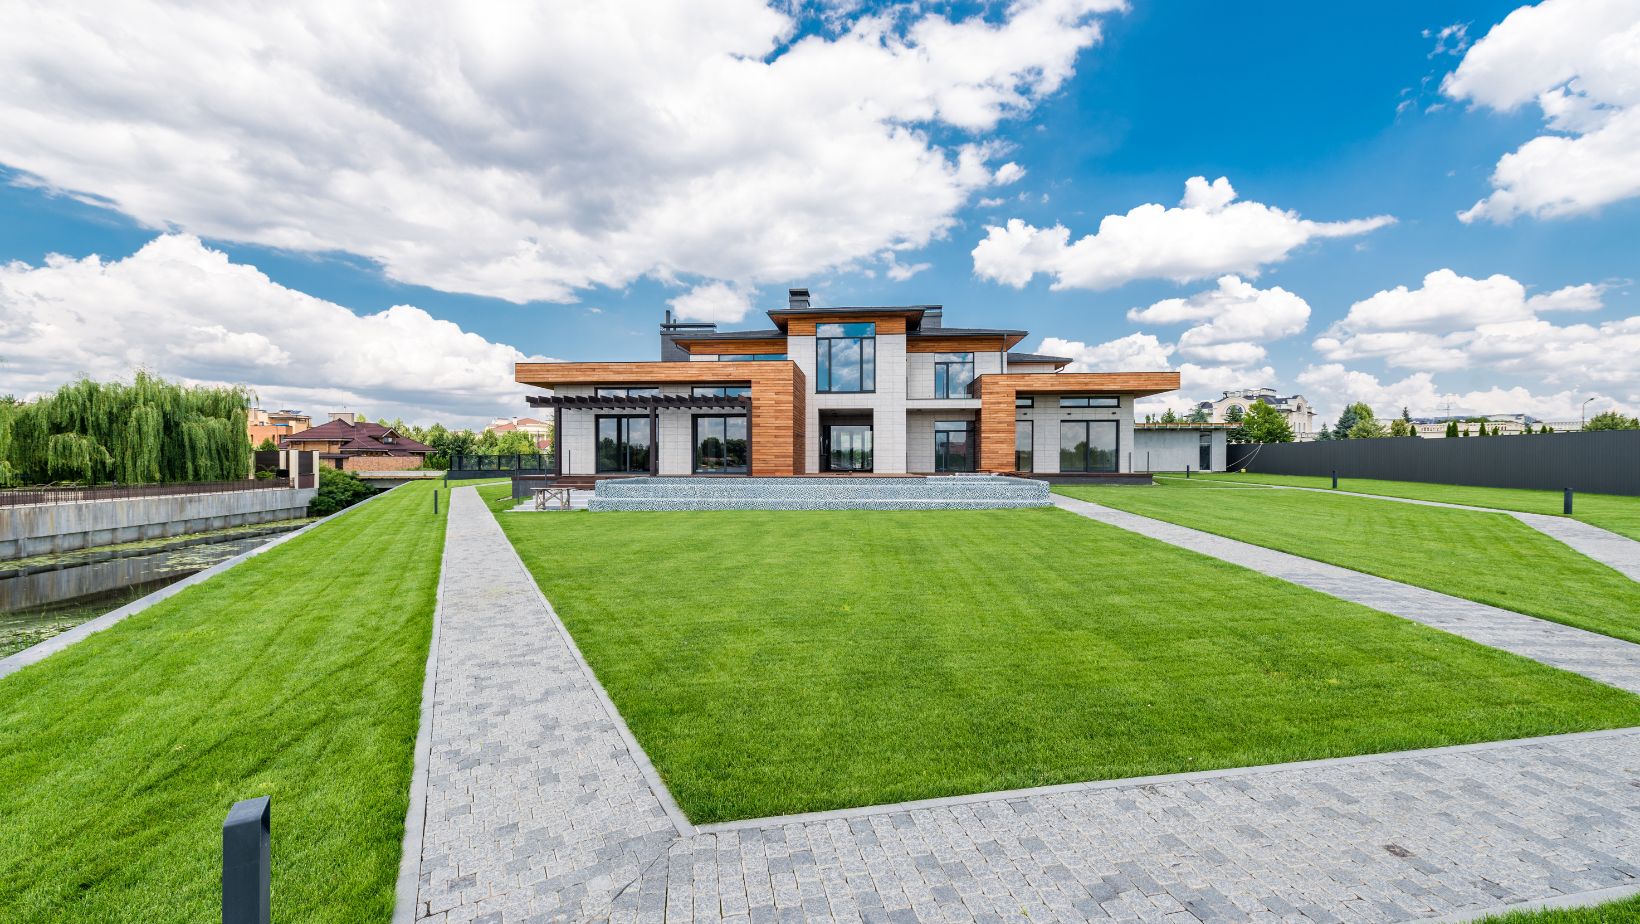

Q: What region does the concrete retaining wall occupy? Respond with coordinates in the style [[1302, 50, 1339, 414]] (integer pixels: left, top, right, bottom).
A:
[[0, 487, 317, 559]]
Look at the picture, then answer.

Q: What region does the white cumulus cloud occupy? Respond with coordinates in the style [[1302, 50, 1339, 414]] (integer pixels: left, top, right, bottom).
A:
[[1296, 363, 1628, 422], [0, 0, 1126, 304], [1036, 332, 1274, 417], [0, 235, 549, 427], [971, 176, 1393, 290], [1126, 274, 1311, 364], [1445, 0, 1640, 222], [1313, 269, 1639, 404], [667, 282, 757, 324]]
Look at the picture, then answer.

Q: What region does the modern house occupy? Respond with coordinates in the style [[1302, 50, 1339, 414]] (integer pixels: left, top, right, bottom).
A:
[[515, 289, 1191, 477], [280, 412, 435, 470], [247, 408, 311, 447], [1194, 387, 1317, 440]]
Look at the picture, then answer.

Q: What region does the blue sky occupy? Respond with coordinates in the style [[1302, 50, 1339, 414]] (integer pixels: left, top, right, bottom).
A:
[[1, 0, 1635, 427]]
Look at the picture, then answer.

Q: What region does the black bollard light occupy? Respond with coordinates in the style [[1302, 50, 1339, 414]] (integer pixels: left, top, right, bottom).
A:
[[1564, 488, 1573, 516], [1186, 464, 1191, 479], [223, 797, 270, 924], [1331, 469, 1338, 490], [434, 490, 439, 515]]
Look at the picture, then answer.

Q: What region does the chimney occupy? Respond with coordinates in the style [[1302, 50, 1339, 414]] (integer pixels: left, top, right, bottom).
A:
[[328, 411, 356, 425], [788, 287, 811, 310], [922, 306, 943, 329], [659, 311, 717, 361]]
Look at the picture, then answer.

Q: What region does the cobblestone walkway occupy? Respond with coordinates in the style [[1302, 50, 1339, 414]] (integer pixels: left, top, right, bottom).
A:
[[1162, 478, 1640, 583], [1052, 494, 1640, 696], [407, 488, 1640, 924]]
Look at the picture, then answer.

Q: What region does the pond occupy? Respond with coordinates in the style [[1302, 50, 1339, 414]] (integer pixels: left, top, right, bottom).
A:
[[0, 524, 305, 659]]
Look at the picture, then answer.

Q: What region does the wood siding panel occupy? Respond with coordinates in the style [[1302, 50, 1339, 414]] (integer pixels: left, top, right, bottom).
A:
[[678, 339, 788, 355], [515, 361, 806, 475], [906, 335, 1006, 353], [783, 315, 909, 336]]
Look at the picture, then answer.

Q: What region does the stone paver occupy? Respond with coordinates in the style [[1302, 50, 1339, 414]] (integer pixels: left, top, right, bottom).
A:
[[1053, 494, 1640, 696], [1163, 477, 1640, 583], [411, 487, 682, 924], [410, 487, 1640, 923]]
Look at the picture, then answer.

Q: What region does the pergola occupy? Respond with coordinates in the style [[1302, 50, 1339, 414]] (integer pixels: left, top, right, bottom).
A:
[[525, 393, 753, 475]]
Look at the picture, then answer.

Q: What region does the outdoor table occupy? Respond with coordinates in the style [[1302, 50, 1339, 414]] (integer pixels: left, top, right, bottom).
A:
[[532, 486, 572, 510]]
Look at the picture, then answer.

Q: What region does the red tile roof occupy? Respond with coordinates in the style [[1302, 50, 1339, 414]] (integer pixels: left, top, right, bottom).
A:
[[281, 418, 433, 455]]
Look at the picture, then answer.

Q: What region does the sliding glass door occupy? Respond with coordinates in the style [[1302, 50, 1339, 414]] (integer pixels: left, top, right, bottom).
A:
[[1059, 420, 1117, 473], [595, 416, 652, 473], [824, 424, 873, 472], [693, 415, 748, 473], [933, 421, 974, 472]]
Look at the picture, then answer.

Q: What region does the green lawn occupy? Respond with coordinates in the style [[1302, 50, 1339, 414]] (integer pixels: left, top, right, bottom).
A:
[[1195, 472, 1640, 541], [0, 483, 444, 922], [1478, 895, 1640, 923], [1059, 479, 1640, 645], [496, 506, 1640, 824]]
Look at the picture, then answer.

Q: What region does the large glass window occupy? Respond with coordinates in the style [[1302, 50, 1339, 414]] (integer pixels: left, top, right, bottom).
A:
[[595, 416, 652, 472], [933, 421, 974, 472], [1060, 395, 1119, 408], [1015, 421, 1033, 472], [1015, 396, 1034, 408], [691, 385, 751, 398], [693, 415, 748, 473], [816, 322, 875, 393], [595, 386, 660, 398], [1059, 420, 1117, 473], [933, 352, 975, 398], [747, 353, 787, 361], [824, 424, 873, 471]]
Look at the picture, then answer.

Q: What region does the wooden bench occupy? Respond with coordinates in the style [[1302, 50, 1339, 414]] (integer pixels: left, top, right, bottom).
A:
[[532, 486, 573, 510]]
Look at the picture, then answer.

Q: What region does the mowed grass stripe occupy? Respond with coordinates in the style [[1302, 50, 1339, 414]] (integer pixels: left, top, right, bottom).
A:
[[497, 506, 1640, 824], [0, 482, 444, 923], [1059, 479, 1640, 645], [1196, 472, 1640, 541]]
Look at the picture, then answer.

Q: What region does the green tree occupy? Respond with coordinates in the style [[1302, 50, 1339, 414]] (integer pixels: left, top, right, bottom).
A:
[[1389, 406, 1414, 438], [255, 436, 278, 451], [1316, 423, 1333, 441], [1333, 404, 1360, 439], [1225, 404, 1245, 423], [1584, 410, 1640, 431], [1345, 402, 1386, 438], [1187, 406, 1210, 424], [1159, 408, 1180, 424], [1444, 420, 1459, 438], [1239, 400, 1295, 443]]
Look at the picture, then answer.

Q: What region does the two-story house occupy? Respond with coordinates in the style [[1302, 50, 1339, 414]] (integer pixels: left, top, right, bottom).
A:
[[515, 289, 1182, 477]]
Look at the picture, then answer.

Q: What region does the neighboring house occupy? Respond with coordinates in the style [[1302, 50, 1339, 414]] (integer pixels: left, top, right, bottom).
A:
[[1195, 388, 1316, 440], [248, 408, 311, 447], [514, 288, 1188, 476], [280, 411, 435, 471], [485, 416, 554, 451], [1132, 422, 1232, 472]]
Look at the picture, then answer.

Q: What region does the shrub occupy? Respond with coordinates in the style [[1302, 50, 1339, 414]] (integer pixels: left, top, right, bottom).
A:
[[308, 467, 376, 517]]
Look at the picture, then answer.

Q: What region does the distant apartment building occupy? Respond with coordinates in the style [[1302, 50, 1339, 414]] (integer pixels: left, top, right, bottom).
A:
[[1411, 413, 1554, 437], [248, 408, 311, 447], [485, 416, 554, 451], [1194, 388, 1317, 440]]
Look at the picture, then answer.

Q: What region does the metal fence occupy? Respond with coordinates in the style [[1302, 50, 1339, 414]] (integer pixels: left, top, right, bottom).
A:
[[447, 453, 554, 481], [0, 478, 292, 507], [1226, 430, 1640, 496]]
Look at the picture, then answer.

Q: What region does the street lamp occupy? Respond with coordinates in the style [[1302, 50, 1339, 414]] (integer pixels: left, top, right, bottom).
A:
[[1581, 396, 1595, 429]]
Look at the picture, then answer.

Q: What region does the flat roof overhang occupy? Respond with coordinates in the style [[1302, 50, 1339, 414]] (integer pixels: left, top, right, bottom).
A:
[[515, 360, 787, 388], [525, 394, 751, 410], [981, 371, 1182, 398]]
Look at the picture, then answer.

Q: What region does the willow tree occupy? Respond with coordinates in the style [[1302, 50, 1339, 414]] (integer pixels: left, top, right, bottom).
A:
[[0, 372, 252, 486]]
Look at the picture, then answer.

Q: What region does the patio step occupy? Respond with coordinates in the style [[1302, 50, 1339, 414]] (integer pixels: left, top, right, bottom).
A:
[[587, 475, 1051, 510]]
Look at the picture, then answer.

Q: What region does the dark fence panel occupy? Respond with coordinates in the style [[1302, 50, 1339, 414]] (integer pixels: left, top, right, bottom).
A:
[[448, 453, 553, 481], [1226, 430, 1640, 496], [0, 478, 293, 507]]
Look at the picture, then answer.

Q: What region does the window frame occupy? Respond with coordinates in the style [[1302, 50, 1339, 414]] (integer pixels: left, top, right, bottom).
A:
[[815, 322, 876, 394], [933, 352, 976, 399], [1058, 419, 1119, 473], [691, 414, 749, 474], [1059, 395, 1120, 408], [594, 386, 661, 399], [690, 385, 752, 398], [1015, 420, 1034, 472], [1014, 396, 1034, 408], [594, 414, 653, 473], [932, 420, 976, 473]]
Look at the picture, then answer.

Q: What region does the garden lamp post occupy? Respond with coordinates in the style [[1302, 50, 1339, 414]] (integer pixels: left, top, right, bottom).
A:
[[1581, 396, 1594, 429]]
